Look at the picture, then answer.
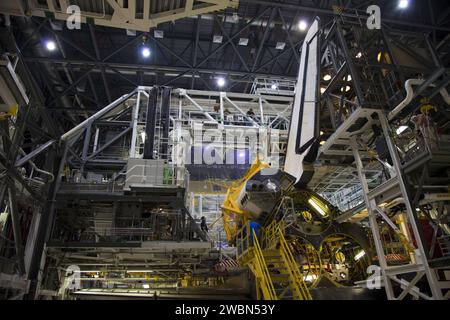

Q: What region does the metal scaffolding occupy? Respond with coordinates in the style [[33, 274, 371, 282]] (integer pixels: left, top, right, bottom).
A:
[[318, 16, 450, 300]]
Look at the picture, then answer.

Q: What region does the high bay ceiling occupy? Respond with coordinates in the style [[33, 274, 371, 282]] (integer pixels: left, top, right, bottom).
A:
[[0, 0, 449, 127]]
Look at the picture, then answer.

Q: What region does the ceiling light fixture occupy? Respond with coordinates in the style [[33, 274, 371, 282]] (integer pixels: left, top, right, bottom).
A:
[[45, 40, 56, 51], [213, 35, 223, 44], [217, 77, 226, 87], [298, 20, 308, 31], [398, 0, 409, 9], [238, 38, 249, 46], [142, 46, 151, 58], [276, 42, 286, 50], [343, 75, 352, 82], [154, 30, 164, 39]]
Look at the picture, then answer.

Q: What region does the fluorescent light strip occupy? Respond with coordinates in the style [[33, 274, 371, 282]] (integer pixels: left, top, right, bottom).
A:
[[308, 198, 327, 217]]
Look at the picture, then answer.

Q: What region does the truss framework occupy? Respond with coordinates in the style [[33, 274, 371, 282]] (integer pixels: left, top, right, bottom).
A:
[[10, 0, 239, 32]]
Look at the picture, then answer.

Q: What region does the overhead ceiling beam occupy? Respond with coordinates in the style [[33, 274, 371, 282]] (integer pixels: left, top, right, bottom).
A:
[[277, 8, 300, 62], [213, 14, 250, 72], [239, 0, 450, 32], [10, 0, 239, 32], [88, 24, 112, 103], [23, 57, 297, 81], [195, 7, 272, 69]]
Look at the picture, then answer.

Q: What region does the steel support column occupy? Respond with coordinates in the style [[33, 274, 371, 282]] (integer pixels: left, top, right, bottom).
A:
[[144, 88, 157, 159], [7, 183, 26, 275], [378, 111, 443, 299]]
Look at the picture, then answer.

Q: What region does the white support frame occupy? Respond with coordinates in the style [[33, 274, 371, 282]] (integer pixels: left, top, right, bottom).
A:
[[350, 110, 448, 300]]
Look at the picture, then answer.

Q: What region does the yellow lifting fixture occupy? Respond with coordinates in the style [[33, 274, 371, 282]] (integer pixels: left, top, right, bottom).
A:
[[221, 158, 312, 300]]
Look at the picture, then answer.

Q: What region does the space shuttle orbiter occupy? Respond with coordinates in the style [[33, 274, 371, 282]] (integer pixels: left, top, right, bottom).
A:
[[284, 17, 321, 188], [222, 18, 322, 232]]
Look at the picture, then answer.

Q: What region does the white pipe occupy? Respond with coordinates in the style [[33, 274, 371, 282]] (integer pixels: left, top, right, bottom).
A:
[[388, 79, 450, 121], [60, 89, 137, 143]]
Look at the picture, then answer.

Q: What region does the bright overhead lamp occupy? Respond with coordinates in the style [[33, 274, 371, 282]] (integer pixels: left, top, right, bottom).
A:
[[320, 87, 326, 94], [45, 40, 57, 51], [396, 125, 409, 135], [141, 46, 151, 58], [323, 74, 332, 81], [217, 77, 226, 87], [271, 83, 278, 90], [298, 20, 308, 31], [398, 0, 409, 9], [308, 198, 327, 216], [343, 75, 352, 81], [355, 52, 363, 59], [354, 250, 366, 261]]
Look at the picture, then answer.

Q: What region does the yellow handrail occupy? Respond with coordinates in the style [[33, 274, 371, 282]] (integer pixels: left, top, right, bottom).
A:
[[262, 219, 284, 249], [237, 219, 312, 300], [235, 223, 276, 300], [251, 229, 278, 300], [278, 227, 312, 300]]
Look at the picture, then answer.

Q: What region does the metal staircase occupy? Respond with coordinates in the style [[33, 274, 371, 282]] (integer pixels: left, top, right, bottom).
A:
[[236, 220, 312, 300]]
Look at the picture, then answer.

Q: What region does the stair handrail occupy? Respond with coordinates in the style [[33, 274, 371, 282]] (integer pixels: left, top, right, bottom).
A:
[[251, 229, 278, 300], [277, 226, 312, 300]]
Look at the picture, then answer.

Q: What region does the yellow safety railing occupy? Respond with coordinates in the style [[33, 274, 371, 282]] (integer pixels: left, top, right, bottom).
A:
[[262, 219, 312, 300], [235, 222, 277, 300], [278, 226, 312, 300], [250, 229, 278, 300], [235, 222, 250, 263], [236, 220, 312, 300], [262, 219, 284, 249]]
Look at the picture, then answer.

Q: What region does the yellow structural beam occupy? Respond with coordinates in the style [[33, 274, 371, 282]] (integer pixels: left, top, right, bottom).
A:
[[221, 157, 270, 244]]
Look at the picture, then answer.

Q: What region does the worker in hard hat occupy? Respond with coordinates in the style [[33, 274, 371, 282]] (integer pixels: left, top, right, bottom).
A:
[[411, 97, 439, 152]]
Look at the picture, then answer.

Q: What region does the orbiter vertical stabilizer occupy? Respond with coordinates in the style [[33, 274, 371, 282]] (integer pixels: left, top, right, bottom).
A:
[[284, 18, 321, 188]]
